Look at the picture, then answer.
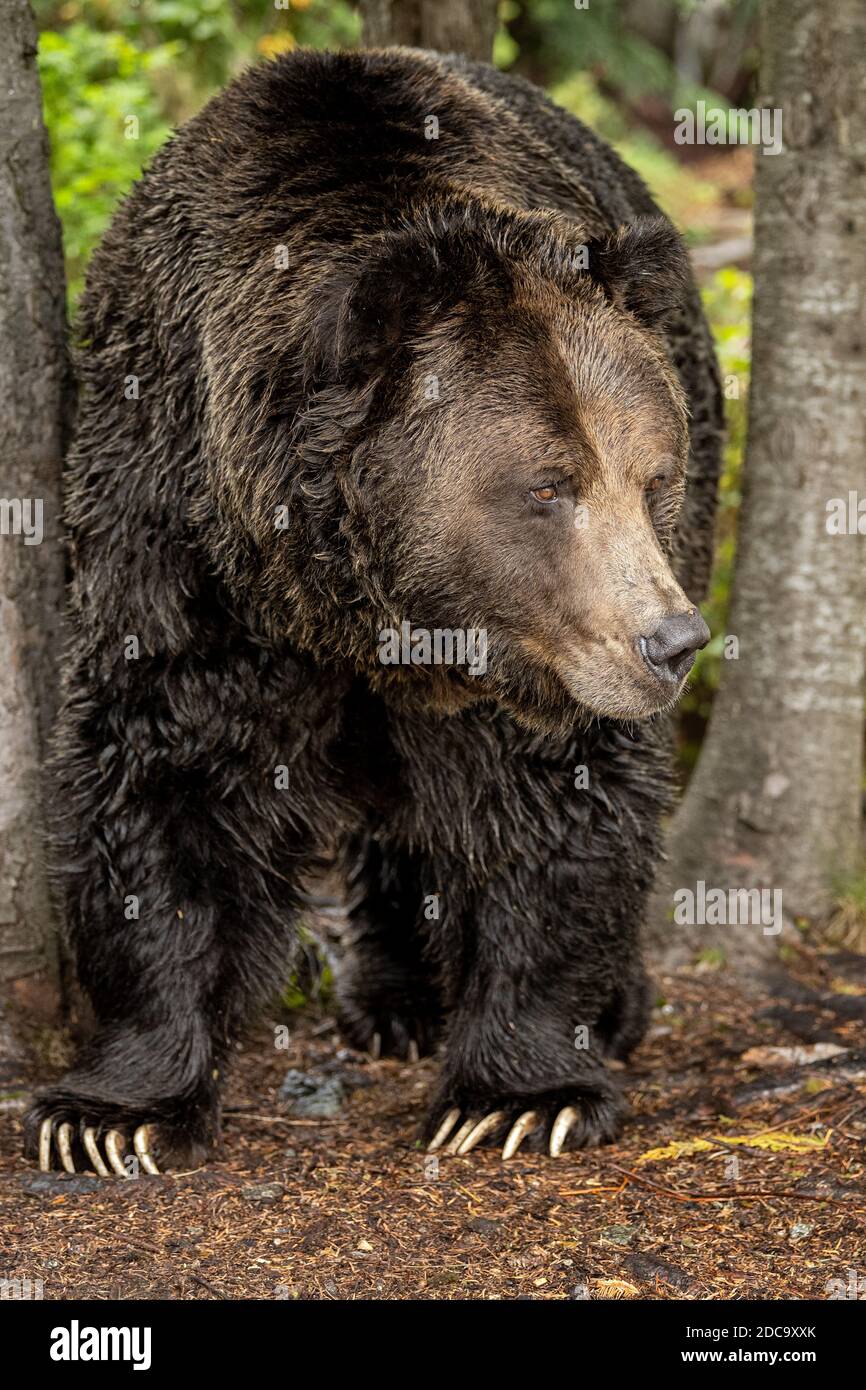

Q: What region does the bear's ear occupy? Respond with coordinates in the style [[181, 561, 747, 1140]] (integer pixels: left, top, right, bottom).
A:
[[305, 231, 447, 387], [585, 217, 690, 330]]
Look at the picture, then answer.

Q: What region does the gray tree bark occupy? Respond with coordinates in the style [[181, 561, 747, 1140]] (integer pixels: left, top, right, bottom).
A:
[[358, 0, 498, 62], [0, 0, 70, 984], [648, 0, 866, 968]]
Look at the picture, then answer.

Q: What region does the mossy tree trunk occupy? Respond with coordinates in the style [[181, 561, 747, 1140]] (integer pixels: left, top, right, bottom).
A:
[[0, 0, 70, 989], [649, 0, 866, 968], [358, 0, 498, 62]]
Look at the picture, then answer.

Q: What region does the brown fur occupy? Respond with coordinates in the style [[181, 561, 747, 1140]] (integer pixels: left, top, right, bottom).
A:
[[24, 49, 723, 1169]]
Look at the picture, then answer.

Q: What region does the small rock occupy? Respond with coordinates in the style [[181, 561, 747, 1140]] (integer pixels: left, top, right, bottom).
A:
[[279, 1068, 317, 1103], [321, 1061, 374, 1090], [278, 1069, 346, 1118], [623, 1251, 694, 1292], [241, 1182, 284, 1205], [21, 1171, 102, 1197], [295, 1078, 344, 1118], [600, 1223, 637, 1247], [789, 1222, 813, 1241], [467, 1217, 501, 1236]]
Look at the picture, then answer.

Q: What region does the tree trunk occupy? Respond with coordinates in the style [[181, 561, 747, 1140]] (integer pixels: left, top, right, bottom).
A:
[[358, 0, 498, 62], [0, 0, 70, 986], [648, 0, 866, 968]]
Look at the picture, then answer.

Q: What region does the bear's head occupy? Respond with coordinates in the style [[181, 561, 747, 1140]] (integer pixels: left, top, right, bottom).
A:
[[208, 200, 709, 733]]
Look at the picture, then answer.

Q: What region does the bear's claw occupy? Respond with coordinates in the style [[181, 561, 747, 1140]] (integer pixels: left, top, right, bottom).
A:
[[503, 1110, 542, 1158], [427, 1106, 544, 1157], [427, 1096, 618, 1159], [38, 1118, 160, 1177], [368, 1032, 421, 1063]]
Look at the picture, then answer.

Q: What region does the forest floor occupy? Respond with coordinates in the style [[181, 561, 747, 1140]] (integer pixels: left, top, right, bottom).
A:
[[1, 940, 865, 1301]]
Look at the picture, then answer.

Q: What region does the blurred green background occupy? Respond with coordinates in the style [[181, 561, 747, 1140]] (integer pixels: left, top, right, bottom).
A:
[[33, 0, 758, 772]]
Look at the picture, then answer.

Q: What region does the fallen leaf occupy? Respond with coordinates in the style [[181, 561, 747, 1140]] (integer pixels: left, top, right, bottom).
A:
[[740, 1043, 847, 1067], [594, 1279, 641, 1300], [637, 1139, 714, 1163], [638, 1130, 832, 1164], [721, 1130, 832, 1153]]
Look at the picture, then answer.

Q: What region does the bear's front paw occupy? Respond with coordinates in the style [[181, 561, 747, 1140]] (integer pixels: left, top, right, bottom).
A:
[[337, 999, 437, 1062], [26, 1106, 166, 1178], [425, 1084, 626, 1160], [24, 1091, 213, 1178], [336, 979, 439, 1062]]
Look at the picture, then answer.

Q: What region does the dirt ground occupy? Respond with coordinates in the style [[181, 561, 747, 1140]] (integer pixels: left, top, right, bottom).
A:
[[2, 941, 864, 1302]]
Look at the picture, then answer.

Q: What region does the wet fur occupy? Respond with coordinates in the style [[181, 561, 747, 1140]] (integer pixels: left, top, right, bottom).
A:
[[25, 48, 721, 1163]]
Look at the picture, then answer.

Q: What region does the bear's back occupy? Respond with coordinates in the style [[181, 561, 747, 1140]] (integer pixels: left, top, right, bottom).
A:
[[76, 47, 672, 363], [125, 47, 652, 252]]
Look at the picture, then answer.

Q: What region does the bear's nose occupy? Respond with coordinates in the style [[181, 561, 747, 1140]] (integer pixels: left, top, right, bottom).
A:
[[640, 609, 710, 683]]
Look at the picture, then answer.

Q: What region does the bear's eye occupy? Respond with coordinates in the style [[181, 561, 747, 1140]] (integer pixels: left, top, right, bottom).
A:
[[645, 475, 666, 497], [530, 483, 559, 504]]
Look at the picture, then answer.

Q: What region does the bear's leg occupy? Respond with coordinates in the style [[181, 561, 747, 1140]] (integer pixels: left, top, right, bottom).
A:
[[596, 960, 653, 1062], [335, 836, 441, 1061], [424, 858, 651, 1159], [24, 651, 326, 1176]]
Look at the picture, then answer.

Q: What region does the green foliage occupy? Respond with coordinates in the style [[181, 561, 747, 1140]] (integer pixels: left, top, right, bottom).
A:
[[129, 0, 239, 85], [494, 0, 523, 69], [696, 946, 726, 970], [509, 0, 738, 108], [278, 918, 335, 1011], [679, 266, 752, 759], [826, 864, 866, 951], [36, 0, 360, 304], [511, 0, 677, 93], [551, 72, 719, 235], [281, 956, 333, 1013], [38, 23, 177, 303]]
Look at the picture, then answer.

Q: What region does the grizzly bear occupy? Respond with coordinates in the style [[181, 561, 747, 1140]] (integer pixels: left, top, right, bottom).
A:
[[26, 46, 721, 1175]]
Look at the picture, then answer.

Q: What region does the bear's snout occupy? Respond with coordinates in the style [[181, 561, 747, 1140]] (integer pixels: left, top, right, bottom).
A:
[[639, 608, 710, 684]]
